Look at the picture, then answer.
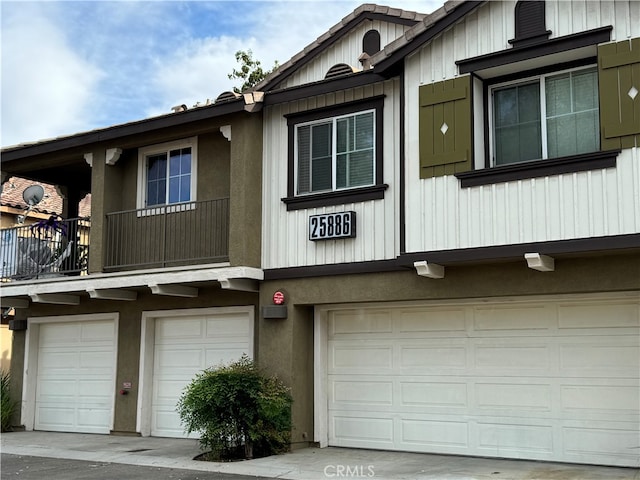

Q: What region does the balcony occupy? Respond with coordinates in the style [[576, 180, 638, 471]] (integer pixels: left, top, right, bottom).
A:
[[104, 198, 229, 271], [0, 217, 90, 282]]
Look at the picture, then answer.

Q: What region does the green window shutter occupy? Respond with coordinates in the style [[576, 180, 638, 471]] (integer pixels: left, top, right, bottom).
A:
[[598, 37, 640, 150], [419, 76, 472, 179]]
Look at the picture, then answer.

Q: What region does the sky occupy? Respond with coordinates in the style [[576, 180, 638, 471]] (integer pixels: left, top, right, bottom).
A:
[[1, 0, 443, 148]]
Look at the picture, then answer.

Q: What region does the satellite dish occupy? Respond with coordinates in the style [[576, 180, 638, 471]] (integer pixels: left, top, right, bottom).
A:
[[22, 185, 45, 206]]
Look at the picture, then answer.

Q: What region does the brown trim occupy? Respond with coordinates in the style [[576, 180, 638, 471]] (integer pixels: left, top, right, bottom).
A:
[[263, 234, 640, 280], [481, 74, 490, 169], [282, 184, 388, 211], [2, 100, 246, 161], [456, 150, 620, 188], [456, 26, 612, 74], [283, 96, 386, 210], [261, 12, 419, 91], [485, 57, 597, 87], [399, 69, 407, 254], [264, 258, 405, 280], [374, 1, 484, 75], [264, 71, 388, 105], [284, 96, 385, 123], [400, 234, 640, 266], [477, 58, 599, 171]]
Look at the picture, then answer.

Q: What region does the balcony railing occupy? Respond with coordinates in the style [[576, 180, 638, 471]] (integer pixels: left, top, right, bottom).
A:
[[1, 217, 90, 282], [104, 198, 229, 271]]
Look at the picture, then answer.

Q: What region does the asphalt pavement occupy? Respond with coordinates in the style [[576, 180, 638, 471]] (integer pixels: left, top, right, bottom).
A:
[[1, 454, 266, 480]]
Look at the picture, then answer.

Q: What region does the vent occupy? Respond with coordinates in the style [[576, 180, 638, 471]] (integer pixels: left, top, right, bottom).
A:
[[325, 64, 359, 80], [509, 0, 551, 47], [363, 30, 381, 56], [215, 91, 241, 103]]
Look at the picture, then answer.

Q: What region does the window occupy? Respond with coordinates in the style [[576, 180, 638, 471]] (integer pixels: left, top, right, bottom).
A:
[[283, 97, 386, 211], [137, 137, 197, 209], [296, 110, 375, 195], [491, 65, 599, 166]]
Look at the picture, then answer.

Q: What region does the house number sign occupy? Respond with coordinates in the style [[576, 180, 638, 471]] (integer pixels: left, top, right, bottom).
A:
[[309, 211, 356, 241]]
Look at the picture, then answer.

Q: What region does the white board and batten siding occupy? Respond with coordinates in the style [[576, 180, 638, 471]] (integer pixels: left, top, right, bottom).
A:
[[22, 314, 119, 434], [262, 80, 401, 270], [409, 0, 639, 83], [404, 148, 640, 252], [316, 293, 640, 467], [138, 307, 254, 438], [280, 19, 414, 90], [403, 0, 640, 254]]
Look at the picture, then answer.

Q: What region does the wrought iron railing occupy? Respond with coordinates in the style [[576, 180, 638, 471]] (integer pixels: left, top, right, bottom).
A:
[[0, 217, 90, 281], [104, 198, 229, 271]]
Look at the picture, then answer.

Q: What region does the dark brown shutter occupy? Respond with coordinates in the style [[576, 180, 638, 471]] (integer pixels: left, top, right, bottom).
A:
[[419, 76, 472, 179], [598, 37, 640, 150]]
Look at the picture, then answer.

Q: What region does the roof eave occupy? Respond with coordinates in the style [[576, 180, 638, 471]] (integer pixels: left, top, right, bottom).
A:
[[256, 8, 425, 93], [1, 98, 247, 162], [263, 70, 389, 106], [372, 1, 485, 75]]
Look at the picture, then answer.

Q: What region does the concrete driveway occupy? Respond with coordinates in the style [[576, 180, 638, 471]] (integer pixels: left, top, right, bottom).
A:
[[1, 431, 638, 480]]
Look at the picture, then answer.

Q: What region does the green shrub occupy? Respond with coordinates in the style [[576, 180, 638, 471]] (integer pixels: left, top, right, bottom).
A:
[[1, 370, 17, 432], [177, 354, 292, 460]]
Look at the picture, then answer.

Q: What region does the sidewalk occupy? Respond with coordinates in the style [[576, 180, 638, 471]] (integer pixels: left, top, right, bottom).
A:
[[1, 431, 638, 480]]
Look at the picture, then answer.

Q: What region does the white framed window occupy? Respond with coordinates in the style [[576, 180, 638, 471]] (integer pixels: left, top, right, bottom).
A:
[[137, 137, 197, 210], [295, 110, 375, 195], [490, 65, 599, 166]]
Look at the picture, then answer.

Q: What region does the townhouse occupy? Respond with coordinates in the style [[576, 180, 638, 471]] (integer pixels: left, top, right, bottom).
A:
[[1, 92, 263, 437], [257, 0, 639, 467], [1, 0, 639, 469]]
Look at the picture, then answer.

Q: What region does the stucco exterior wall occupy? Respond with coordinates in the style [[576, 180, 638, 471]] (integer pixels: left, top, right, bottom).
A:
[[13, 288, 258, 434], [259, 252, 640, 446]]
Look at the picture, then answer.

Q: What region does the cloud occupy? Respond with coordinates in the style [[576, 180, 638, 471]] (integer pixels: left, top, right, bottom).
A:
[[1, 0, 446, 146], [1, 4, 104, 147], [146, 35, 253, 118], [147, 0, 444, 116]]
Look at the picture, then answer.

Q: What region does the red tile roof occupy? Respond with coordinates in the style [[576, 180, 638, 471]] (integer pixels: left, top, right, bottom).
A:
[[1, 176, 91, 218]]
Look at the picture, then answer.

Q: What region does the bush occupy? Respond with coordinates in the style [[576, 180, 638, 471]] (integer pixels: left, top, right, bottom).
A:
[[1, 370, 17, 432], [177, 354, 292, 460]]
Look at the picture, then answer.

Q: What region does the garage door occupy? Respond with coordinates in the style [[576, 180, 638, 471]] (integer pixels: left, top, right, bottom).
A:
[[151, 310, 253, 437], [35, 320, 116, 434], [324, 295, 640, 467]]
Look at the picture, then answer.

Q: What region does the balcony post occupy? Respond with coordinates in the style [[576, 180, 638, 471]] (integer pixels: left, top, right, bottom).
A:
[[229, 115, 263, 267], [87, 148, 106, 273]]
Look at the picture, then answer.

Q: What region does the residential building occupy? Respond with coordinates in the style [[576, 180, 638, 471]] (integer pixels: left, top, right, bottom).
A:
[[1, 0, 638, 469], [1, 92, 264, 437], [1, 177, 91, 371], [257, 0, 639, 467]]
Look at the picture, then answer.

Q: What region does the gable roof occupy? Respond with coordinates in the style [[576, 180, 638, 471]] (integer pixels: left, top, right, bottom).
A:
[[370, 0, 484, 73], [254, 3, 427, 92]]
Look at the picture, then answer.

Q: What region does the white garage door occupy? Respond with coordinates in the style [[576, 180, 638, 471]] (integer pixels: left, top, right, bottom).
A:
[[35, 320, 116, 434], [151, 310, 253, 438], [324, 295, 640, 467]]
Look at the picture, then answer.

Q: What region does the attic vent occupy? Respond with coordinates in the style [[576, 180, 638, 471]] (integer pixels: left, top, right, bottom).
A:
[[325, 64, 359, 80], [363, 30, 381, 56], [509, 0, 551, 48], [215, 91, 241, 103]]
